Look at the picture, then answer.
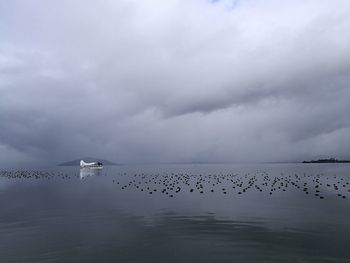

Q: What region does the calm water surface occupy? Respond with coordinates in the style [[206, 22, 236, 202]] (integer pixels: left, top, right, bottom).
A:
[[0, 163, 349, 262]]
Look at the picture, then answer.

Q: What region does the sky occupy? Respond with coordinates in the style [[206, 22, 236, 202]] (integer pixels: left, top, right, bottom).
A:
[[1, 0, 350, 166]]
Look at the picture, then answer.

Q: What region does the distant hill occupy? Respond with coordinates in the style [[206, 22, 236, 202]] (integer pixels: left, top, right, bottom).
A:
[[58, 157, 118, 166], [303, 158, 350, 163]]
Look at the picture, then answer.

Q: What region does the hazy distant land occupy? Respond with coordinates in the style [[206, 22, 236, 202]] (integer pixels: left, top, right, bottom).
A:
[[58, 158, 350, 166], [58, 157, 118, 166], [303, 158, 350, 163]]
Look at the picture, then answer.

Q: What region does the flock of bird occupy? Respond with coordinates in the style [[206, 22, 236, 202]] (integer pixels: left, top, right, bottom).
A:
[[0, 170, 71, 180], [111, 171, 350, 200], [0, 169, 349, 200]]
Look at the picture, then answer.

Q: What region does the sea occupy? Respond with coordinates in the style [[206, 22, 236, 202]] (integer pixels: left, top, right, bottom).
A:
[[0, 163, 349, 263]]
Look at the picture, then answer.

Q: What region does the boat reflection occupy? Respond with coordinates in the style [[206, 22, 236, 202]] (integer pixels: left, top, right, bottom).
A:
[[79, 168, 102, 180]]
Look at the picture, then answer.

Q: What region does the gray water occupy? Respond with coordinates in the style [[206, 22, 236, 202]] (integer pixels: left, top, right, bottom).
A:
[[0, 163, 349, 263]]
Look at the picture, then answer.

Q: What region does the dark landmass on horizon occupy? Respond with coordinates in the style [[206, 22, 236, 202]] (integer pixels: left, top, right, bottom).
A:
[[58, 157, 118, 166], [57, 158, 350, 166], [303, 158, 350, 163]]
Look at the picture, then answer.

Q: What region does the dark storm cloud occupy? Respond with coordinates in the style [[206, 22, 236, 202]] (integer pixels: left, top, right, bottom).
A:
[[1, 0, 350, 166]]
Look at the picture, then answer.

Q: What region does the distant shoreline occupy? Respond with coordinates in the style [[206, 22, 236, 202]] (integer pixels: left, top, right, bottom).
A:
[[58, 157, 118, 166], [302, 158, 350, 163]]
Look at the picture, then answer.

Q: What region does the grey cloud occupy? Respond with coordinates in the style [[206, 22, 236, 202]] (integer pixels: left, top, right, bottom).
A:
[[1, 0, 350, 166]]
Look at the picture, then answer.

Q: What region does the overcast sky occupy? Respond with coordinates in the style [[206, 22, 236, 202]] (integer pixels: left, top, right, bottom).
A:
[[1, 0, 350, 166]]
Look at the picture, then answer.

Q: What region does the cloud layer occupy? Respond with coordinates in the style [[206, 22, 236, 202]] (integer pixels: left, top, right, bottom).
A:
[[1, 0, 350, 166]]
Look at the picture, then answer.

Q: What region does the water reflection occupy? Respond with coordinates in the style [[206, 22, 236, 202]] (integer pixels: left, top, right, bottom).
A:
[[0, 164, 350, 262], [79, 167, 102, 180], [0, 207, 349, 263]]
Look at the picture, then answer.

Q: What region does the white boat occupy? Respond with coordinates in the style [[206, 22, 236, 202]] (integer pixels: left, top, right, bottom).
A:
[[80, 160, 103, 169]]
